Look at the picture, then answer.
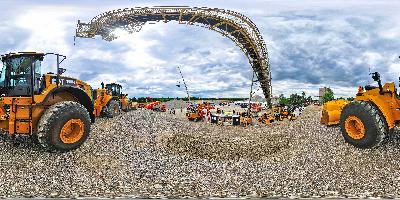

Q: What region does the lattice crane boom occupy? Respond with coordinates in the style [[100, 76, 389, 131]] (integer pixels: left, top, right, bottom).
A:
[[75, 6, 272, 107]]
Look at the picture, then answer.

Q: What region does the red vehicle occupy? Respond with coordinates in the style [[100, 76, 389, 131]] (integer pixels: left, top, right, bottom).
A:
[[145, 101, 161, 109], [145, 101, 166, 112], [251, 103, 261, 112]]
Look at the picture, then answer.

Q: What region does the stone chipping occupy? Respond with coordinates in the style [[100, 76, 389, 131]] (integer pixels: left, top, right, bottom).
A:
[[0, 106, 399, 198]]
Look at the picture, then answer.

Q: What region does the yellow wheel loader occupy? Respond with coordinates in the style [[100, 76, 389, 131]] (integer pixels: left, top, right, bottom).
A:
[[93, 83, 131, 118], [106, 83, 131, 112], [0, 52, 95, 151], [240, 112, 253, 126], [321, 72, 400, 148], [258, 112, 275, 125]]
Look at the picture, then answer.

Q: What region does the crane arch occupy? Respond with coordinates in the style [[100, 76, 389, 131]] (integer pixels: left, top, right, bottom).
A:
[[75, 6, 272, 106]]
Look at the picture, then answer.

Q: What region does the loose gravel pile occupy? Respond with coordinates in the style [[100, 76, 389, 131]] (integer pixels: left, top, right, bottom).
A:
[[163, 100, 188, 109], [1, 106, 400, 198]]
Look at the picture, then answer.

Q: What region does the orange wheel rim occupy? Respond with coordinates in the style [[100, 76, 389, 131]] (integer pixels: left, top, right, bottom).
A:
[[345, 116, 366, 140], [60, 119, 85, 144]]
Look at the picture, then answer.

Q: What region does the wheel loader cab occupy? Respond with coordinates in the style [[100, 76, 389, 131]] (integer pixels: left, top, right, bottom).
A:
[[0, 53, 44, 97], [105, 83, 122, 97]]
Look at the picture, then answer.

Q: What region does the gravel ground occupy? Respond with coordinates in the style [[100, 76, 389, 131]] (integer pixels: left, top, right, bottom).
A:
[[163, 100, 188, 109], [1, 106, 400, 198]]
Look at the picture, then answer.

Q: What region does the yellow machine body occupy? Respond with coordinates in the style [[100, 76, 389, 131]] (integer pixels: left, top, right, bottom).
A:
[[186, 103, 212, 121], [93, 88, 113, 117], [321, 83, 400, 129], [120, 95, 130, 111], [92, 83, 131, 117], [272, 105, 293, 121], [355, 83, 400, 129], [186, 112, 201, 121], [258, 112, 275, 125], [0, 73, 94, 136], [321, 99, 350, 125], [239, 112, 253, 125]]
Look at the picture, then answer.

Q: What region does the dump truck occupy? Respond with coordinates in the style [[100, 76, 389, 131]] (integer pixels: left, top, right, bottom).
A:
[[321, 72, 400, 148], [0, 52, 94, 151], [93, 82, 131, 118]]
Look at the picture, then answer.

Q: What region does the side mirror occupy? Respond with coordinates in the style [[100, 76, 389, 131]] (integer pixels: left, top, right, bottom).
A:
[[370, 72, 380, 82], [58, 68, 66, 75]]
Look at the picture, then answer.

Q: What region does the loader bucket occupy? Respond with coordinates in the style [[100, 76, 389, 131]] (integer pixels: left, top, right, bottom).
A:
[[321, 100, 350, 126]]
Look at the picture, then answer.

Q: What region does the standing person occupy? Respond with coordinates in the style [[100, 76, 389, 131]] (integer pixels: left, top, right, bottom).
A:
[[207, 110, 211, 123], [200, 109, 204, 120], [202, 107, 208, 121]]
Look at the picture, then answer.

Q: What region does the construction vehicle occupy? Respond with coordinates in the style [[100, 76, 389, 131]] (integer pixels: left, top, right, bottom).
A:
[[145, 101, 166, 112], [93, 82, 131, 118], [258, 112, 275, 125], [106, 83, 131, 112], [321, 99, 350, 125], [321, 71, 400, 148], [120, 94, 131, 112], [186, 106, 202, 121], [153, 104, 166, 112], [239, 112, 253, 126], [273, 104, 300, 121], [0, 52, 95, 151], [258, 105, 299, 125], [186, 103, 213, 121], [145, 101, 161, 110]]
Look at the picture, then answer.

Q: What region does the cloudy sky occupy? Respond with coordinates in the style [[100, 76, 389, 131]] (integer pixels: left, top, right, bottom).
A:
[[0, 0, 399, 98]]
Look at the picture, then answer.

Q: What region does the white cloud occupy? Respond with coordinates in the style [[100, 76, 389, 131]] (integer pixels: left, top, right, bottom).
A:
[[1, 0, 399, 98], [14, 6, 78, 54], [388, 63, 400, 75]]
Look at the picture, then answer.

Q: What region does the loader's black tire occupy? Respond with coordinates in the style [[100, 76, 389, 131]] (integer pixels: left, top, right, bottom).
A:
[[340, 101, 388, 149], [36, 101, 91, 152], [103, 100, 120, 118], [122, 105, 130, 112]]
